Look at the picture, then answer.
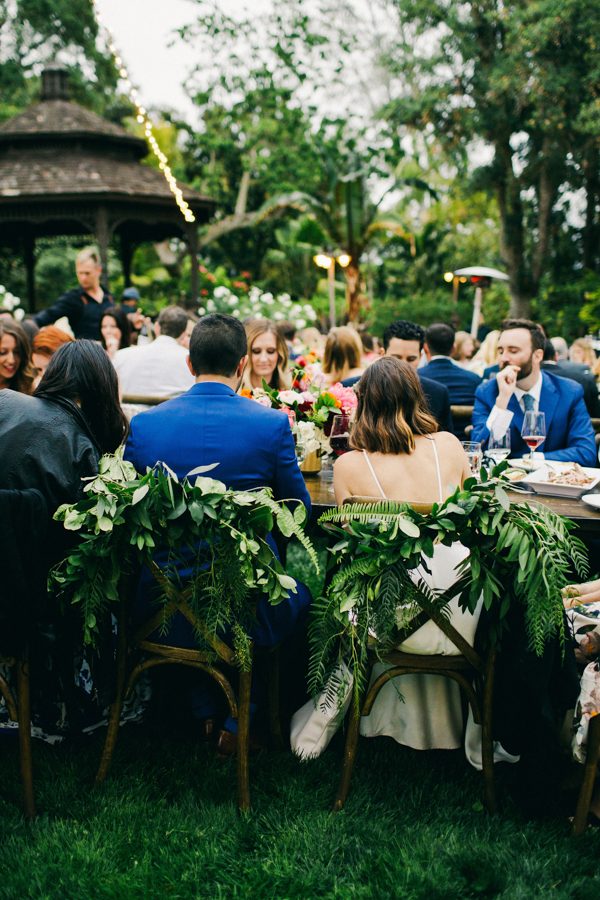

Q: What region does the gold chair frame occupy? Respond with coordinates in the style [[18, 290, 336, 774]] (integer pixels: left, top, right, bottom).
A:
[[0, 651, 35, 818]]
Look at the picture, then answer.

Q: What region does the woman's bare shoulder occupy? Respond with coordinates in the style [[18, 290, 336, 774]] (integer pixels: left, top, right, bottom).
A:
[[333, 449, 363, 473], [432, 431, 464, 453]]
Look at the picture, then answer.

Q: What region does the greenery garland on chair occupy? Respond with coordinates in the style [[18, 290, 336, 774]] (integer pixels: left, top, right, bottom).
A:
[[49, 454, 318, 669], [308, 466, 588, 706]]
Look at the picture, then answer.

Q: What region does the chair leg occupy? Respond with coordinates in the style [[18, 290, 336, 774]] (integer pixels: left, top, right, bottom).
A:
[[333, 693, 361, 812], [237, 667, 252, 813], [267, 648, 284, 750], [16, 654, 35, 819], [96, 603, 128, 784], [572, 714, 600, 836], [481, 648, 497, 814]]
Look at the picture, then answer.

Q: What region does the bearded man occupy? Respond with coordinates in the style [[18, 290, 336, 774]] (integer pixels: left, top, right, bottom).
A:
[[471, 319, 596, 465]]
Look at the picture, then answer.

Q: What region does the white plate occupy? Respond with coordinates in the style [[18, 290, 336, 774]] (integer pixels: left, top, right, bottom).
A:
[[521, 465, 600, 499], [581, 493, 600, 510]]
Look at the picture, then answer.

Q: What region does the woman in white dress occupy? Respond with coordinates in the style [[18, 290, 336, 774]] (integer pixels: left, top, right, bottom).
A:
[[292, 357, 494, 759]]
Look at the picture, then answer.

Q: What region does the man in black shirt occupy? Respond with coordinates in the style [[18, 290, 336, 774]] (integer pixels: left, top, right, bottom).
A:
[[34, 247, 113, 340]]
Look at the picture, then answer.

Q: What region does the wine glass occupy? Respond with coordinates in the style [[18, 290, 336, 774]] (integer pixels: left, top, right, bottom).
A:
[[461, 441, 482, 477], [521, 411, 546, 467], [329, 414, 352, 457], [486, 430, 511, 468]]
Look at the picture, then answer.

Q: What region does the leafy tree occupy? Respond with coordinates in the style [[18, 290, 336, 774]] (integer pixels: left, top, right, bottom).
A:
[[383, 0, 600, 317]]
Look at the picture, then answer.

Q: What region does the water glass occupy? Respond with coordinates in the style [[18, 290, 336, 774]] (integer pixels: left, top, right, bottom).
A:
[[486, 430, 511, 467], [461, 440, 482, 477]]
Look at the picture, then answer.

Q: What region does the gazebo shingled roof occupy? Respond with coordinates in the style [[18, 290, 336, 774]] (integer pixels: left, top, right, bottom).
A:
[[0, 67, 215, 309]]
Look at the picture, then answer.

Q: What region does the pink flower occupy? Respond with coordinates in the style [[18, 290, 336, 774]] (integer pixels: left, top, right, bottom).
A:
[[328, 383, 358, 415]]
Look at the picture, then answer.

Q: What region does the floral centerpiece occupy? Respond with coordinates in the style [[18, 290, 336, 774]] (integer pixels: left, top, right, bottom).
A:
[[242, 378, 358, 463]]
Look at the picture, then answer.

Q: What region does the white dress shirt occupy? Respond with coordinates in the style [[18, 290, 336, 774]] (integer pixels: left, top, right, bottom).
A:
[[486, 373, 543, 440], [113, 335, 194, 398]]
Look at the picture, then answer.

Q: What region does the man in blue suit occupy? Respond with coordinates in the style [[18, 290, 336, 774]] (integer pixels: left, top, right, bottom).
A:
[[125, 313, 311, 748], [420, 323, 482, 405], [471, 319, 597, 465]]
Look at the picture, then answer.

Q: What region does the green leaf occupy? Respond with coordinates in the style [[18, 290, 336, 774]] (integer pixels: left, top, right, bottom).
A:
[[276, 573, 297, 592], [132, 484, 150, 505], [194, 476, 227, 494]]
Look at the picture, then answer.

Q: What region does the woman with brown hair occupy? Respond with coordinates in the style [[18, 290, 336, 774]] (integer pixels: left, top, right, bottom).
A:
[[0, 318, 35, 394], [334, 356, 469, 505], [292, 357, 487, 759], [240, 318, 290, 391], [321, 325, 364, 385]]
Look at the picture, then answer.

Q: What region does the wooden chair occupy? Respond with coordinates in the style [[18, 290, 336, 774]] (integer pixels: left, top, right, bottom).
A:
[[96, 561, 276, 812], [0, 486, 48, 819], [0, 652, 35, 818], [572, 711, 600, 835], [331, 498, 496, 813]]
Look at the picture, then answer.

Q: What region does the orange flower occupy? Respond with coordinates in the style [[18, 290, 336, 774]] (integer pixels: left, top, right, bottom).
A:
[[240, 387, 254, 399]]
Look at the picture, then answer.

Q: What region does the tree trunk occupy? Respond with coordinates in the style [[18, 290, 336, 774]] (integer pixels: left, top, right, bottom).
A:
[[494, 140, 532, 318], [345, 263, 368, 323]]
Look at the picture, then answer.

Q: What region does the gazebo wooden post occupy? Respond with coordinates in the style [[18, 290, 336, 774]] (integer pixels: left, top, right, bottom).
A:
[[187, 224, 199, 310], [95, 205, 111, 289], [120, 234, 134, 286], [23, 233, 36, 312]]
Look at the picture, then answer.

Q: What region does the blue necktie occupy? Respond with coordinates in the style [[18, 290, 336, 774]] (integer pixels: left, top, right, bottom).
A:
[[522, 393, 535, 412]]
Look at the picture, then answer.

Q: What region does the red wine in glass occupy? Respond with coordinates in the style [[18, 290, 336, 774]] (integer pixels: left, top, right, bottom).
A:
[[330, 434, 350, 456], [522, 435, 544, 451], [521, 410, 546, 465]]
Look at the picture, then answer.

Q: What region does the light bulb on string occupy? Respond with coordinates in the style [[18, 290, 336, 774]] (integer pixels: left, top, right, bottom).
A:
[[91, 0, 195, 223]]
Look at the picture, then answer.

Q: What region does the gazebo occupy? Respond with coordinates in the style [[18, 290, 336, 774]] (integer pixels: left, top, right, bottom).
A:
[[0, 68, 215, 310]]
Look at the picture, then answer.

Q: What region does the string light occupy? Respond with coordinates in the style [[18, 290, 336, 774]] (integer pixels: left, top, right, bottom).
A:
[[91, 1, 196, 223]]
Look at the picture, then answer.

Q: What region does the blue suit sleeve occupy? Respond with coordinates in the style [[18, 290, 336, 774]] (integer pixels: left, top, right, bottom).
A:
[[471, 383, 494, 446], [123, 417, 144, 473], [273, 416, 311, 515], [544, 387, 597, 466]]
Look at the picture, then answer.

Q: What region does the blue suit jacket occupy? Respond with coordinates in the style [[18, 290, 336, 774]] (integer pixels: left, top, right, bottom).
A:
[[125, 382, 310, 510], [471, 371, 597, 465], [125, 382, 311, 648], [418, 358, 482, 405]]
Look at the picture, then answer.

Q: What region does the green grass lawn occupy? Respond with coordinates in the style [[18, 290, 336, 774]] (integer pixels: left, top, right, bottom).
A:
[[1, 724, 599, 899]]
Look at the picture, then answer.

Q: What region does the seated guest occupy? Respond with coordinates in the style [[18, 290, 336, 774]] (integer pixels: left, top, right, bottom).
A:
[[292, 358, 485, 759], [0, 318, 34, 395], [470, 329, 500, 379], [569, 338, 597, 370], [451, 330, 476, 368], [322, 326, 364, 385], [100, 306, 132, 359], [0, 341, 127, 737], [31, 325, 74, 387], [124, 313, 311, 750], [241, 318, 290, 391], [113, 305, 195, 398], [472, 319, 597, 465], [542, 339, 600, 418], [379, 319, 453, 432], [420, 323, 482, 404]]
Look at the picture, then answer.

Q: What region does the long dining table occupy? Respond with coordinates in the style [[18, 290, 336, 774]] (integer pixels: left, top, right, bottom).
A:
[[302, 470, 600, 537]]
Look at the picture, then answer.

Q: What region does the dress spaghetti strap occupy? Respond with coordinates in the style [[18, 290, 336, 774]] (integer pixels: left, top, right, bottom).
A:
[[428, 438, 444, 503], [362, 450, 386, 499]]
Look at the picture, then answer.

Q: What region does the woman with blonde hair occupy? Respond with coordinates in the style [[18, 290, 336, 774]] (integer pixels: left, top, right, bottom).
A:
[[451, 331, 476, 367], [569, 338, 596, 370], [469, 329, 500, 377], [322, 326, 364, 385], [241, 319, 290, 391]]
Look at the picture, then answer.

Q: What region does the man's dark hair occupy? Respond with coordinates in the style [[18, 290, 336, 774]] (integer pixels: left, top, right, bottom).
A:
[[157, 305, 189, 339], [382, 320, 425, 351], [276, 320, 296, 341], [189, 314, 247, 376], [424, 323, 455, 357], [500, 318, 546, 353], [543, 339, 557, 362]]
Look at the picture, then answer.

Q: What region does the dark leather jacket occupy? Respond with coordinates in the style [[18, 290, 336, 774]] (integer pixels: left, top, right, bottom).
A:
[[0, 390, 99, 512]]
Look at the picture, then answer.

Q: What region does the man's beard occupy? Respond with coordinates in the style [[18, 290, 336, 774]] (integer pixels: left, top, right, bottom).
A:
[[501, 356, 533, 380]]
